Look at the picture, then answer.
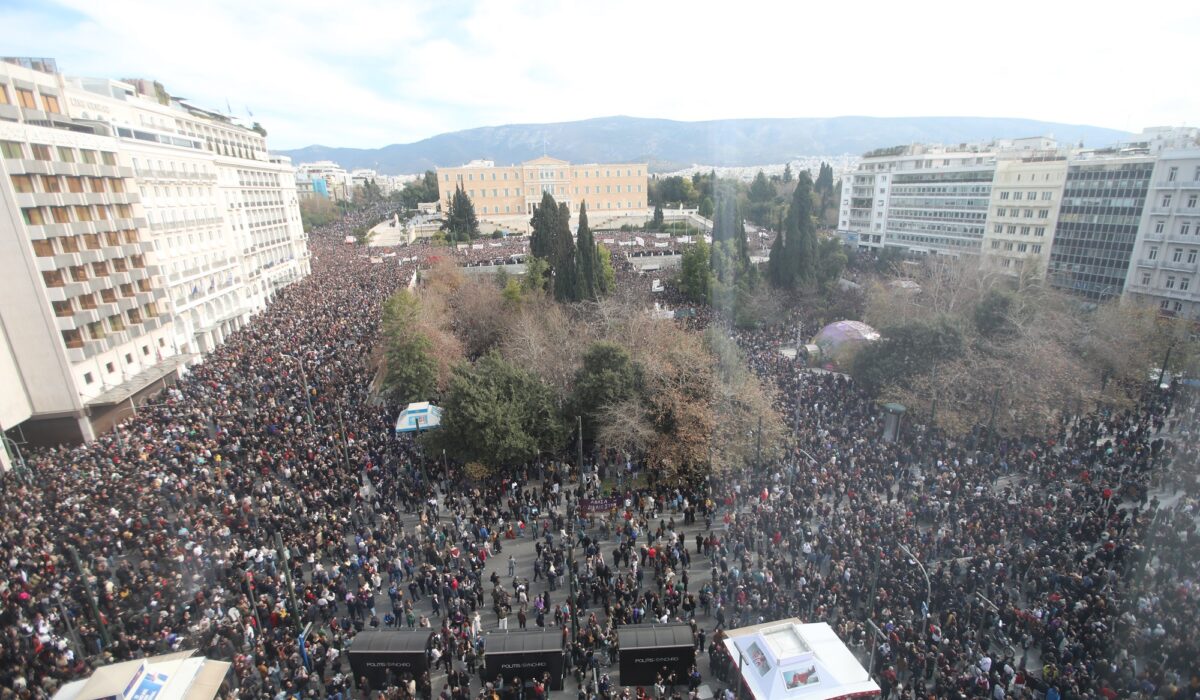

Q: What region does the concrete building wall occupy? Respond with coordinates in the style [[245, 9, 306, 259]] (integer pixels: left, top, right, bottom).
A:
[[437, 156, 648, 222], [1124, 150, 1200, 319], [980, 157, 1068, 278]]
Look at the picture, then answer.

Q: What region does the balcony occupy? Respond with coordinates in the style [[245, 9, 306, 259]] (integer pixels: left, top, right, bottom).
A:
[[74, 307, 102, 324], [1160, 260, 1198, 274], [35, 256, 58, 272], [45, 282, 87, 301], [54, 315, 80, 332], [52, 252, 80, 268]]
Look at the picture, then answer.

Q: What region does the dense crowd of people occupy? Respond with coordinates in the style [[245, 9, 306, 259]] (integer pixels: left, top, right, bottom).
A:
[[1, 204, 1198, 700]]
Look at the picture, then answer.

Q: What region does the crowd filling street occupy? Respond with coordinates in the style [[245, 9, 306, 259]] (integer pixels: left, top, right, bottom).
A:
[[2, 204, 1200, 700]]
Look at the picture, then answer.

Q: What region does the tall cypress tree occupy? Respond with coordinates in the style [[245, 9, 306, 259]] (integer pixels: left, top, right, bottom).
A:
[[785, 172, 818, 286], [575, 202, 597, 300], [446, 184, 479, 241], [529, 191, 557, 258], [551, 202, 579, 302]]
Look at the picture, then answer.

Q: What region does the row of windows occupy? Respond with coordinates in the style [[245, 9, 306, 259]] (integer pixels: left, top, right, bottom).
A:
[[51, 283, 154, 319], [989, 240, 1043, 253], [1165, 165, 1200, 182], [10, 173, 126, 195], [21, 202, 134, 226], [1159, 194, 1200, 208], [30, 229, 139, 257], [889, 209, 986, 221], [62, 304, 161, 350], [0, 84, 61, 113], [888, 220, 984, 236], [1151, 220, 1198, 237], [1141, 272, 1193, 292], [479, 200, 644, 215], [1142, 247, 1198, 263], [463, 183, 644, 199], [448, 167, 645, 182], [81, 341, 167, 386], [1, 140, 117, 165], [892, 233, 978, 248], [994, 208, 1050, 219], [992, 225, 1047, 237], [998, 191, 1055, 201], [890, 184, 990, 195]]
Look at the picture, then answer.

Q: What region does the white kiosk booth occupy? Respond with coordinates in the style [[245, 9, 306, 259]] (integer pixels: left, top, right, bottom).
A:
[[722, 619, 879, 700]]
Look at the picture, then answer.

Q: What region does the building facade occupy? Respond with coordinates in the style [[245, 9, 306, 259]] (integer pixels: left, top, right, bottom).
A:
[[837, 144, 997, 255], [436, 156, 648, 220], [1046, 155, 1154, 301], [1124, 148, 1200, 318], [297, 161, 350, 201], [0, 57, 308, 450], [0, 60, 179, 445], [61, 74, 310, 357], [980, 154, 1068, 277]]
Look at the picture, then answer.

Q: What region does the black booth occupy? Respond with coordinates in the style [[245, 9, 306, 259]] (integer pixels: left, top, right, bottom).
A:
[[617, 624, 695, 686], [483, 630, 565, 690], [347, 630, 432, 687]]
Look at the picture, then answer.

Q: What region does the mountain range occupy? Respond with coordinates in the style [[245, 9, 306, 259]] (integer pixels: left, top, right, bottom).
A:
[[274, 115, 1133, 175]]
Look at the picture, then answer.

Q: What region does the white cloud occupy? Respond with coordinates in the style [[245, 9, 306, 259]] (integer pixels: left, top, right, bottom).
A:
[[3, 0, 1197, 149]]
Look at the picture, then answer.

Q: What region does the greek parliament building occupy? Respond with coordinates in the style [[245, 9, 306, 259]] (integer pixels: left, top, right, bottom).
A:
[[0, 57, 308, 459], [436, 156, 649, 231]]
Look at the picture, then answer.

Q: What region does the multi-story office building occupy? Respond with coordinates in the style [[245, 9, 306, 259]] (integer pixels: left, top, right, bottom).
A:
[[0, 57, 309, 450], [1124, 148, 1200, 318], [297, 161, 351, 201], [61, 74, 310, 356], [980, 153, 1068, 277], [837, 143, 997, 255], [436, 156, 648, 225], [0, 59, 178, 445], [1046, 153, 1155, 301]]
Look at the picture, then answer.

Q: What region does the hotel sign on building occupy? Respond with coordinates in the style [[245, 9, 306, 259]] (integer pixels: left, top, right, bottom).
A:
[[437, 156, 648, 218]]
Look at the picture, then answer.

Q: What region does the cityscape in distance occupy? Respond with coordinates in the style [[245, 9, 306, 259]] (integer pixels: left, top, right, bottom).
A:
[[1, 2, 1199, 700]]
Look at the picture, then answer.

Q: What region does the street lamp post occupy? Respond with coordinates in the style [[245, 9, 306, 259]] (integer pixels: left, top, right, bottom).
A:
[[279, 353, 315, 425]]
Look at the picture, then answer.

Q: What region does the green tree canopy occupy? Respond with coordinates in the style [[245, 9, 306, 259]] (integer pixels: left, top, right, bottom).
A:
[[379, 290, 438, 403], [748, 171, 775, 203], [551, 201, 579, 302], [576, 203, 599, 300], [678, 236, 713, 304], [445, 184, 479, 241], [851, 315, 964, 395], [596, 244, 615, 296], [571, 342, 644, 441], [768, 172, 819, 289], [529, 192, 558, 259], [431, 352, 565, 469]]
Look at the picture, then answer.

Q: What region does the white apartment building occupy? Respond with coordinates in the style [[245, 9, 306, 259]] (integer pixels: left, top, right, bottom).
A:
[[837, 143, 997, 255], [980, 154, 1068, 277], [0, 57, 309, 452], [1124, 147, 1200, 319], [0, 59, 179, 447], [298, 161, 351, 201], [61, 74, 310, 357]]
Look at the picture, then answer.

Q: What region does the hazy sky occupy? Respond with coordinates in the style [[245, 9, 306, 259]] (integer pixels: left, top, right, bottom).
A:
[[5, 0, 1197, 150]]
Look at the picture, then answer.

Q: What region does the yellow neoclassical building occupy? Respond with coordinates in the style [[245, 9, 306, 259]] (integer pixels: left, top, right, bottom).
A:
[[437, 156, 648, 221]]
